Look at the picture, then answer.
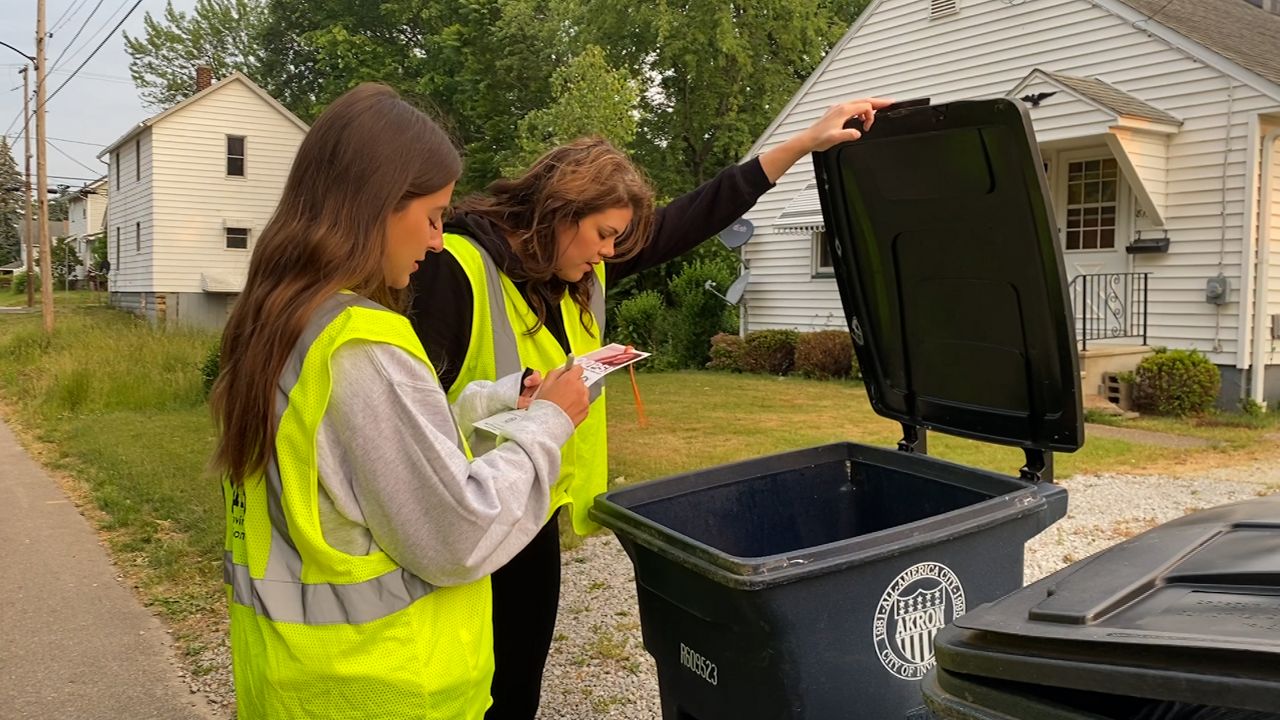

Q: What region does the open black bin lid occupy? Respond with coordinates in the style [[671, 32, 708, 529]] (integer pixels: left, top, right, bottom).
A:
[[812, 99, 1082, 453], [935, 496, 1280, 712]]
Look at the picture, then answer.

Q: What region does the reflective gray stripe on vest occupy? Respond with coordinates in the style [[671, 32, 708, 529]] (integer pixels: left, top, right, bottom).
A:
[[224, 550, 436, 626], [463, 237, 606, 403], [226, 293, 443, 625], [464, 241, 522, 378]]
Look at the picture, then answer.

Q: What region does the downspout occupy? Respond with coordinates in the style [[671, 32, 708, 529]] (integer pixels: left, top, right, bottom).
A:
[[1214, 81, 1234, 355], [1250, 127, 1280, 406], [1240, 114, 1260, 374]]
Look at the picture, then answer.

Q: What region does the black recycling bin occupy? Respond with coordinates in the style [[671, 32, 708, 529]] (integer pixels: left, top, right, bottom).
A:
[[591, 98, 1085, 719], [924, 496, 1280, 720]]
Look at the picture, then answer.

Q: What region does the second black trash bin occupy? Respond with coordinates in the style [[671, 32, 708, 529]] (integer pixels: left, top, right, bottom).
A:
[[592, 98, 1085, 719], [924, 495, 1280, 720]]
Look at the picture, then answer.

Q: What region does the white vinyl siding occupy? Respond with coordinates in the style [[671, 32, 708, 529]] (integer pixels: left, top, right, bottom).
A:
[[144, 79, 304, 293], [742, 0, 1280, 364]]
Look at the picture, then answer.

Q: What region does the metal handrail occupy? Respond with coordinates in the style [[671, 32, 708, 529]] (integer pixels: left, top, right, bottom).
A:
[[1067, 272, 1150, 351]]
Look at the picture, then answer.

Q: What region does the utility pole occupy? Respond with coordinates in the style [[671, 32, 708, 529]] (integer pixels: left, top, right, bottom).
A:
[[21, 66, 34, 308], [36, 0, 53, 334]]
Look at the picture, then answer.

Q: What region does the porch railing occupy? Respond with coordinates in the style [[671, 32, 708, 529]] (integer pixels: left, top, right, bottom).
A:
[[1067, 272, 1150, 351]]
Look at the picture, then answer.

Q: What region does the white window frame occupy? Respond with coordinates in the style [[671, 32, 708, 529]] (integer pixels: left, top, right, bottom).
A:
[[1053, 149, 1131, 255], [226, 135, 246, 178], [225, 227, 250, 250], [812, 229, 835, 278]]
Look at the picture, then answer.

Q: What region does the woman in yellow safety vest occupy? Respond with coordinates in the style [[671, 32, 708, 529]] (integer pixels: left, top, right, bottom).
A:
[[410, 96, 892, 720], [209, 82, 590, 719]]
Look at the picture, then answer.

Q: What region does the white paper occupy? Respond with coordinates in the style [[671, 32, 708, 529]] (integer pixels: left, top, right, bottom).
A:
[[471, 344, 650, 436]]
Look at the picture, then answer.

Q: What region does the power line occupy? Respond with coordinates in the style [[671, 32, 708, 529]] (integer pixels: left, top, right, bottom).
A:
[[1, 106, 24, 139], [47, 173, 101, 183], [49, 0, 108, 73], [3, 133, 106, 148], [52, 0, 130, 78], [50, 67, 133, 84], [50, 0, 90, 35], [47, 138, 103, 175], [41, 0, 144, 111]]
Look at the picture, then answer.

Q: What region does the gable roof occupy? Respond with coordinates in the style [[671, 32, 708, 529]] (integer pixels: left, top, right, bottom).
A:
[[1113, 0, 1280, 87], [99, 72, 308, 158], [1026, 71, 1182, 125], [745, 0, 1279, 160]]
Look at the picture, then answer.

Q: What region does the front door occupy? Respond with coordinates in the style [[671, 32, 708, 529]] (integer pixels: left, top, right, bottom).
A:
[[1052, 151, 1134, 345]]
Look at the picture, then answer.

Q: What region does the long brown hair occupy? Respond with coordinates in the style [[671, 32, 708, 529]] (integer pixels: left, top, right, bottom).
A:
[[456, 137, 654, 333], [211, 83, 461, 486]]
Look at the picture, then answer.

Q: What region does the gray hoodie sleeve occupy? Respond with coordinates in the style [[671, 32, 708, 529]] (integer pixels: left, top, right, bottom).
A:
[[315, 340, 573, 587]]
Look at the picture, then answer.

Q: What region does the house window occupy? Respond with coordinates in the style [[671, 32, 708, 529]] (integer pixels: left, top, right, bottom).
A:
[[226, 227, 250, 249], [1064, 158, 1118, 251], [115, 227, 120, 267], [135, 222, 141, 252], [813, 229, 834, 277], [227, 136, 246, 177], [135, 139, 141, 182], [115, 153, 120, 187]]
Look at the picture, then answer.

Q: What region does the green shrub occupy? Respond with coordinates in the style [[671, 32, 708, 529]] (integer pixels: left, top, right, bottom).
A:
[[667, 259, 736, 369], [1132, 347, 1220, 417], [795, 330, 854, 380], [12, 271, 38, 294], [612, 290, 668, 354], [200, 339, 222, 398], [1241, 397, 1266, 417], [740, 329, 799, 375], [707, 333, 745, 371]]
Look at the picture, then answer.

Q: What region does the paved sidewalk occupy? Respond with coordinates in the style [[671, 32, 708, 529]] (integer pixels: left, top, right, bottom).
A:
[[0, 418, 219, 719]]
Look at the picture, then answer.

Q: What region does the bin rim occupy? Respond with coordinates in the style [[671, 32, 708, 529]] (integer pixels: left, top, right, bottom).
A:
[[591, 441, 1061, 590]]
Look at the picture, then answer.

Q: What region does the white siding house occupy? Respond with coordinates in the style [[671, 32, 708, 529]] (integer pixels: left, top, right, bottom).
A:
[[65, 177, 108, 282], [741, 0, 1280, 406], [99, 72, 307, 327]]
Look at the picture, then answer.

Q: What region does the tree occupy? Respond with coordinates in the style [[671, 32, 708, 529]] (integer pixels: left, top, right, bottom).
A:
[[502, 45, 640, 175], [50, 236, 81, 284], [0, 139, 22, 265], [47, 193, 69, 223], [124, 0, 269, 109], [255, 0, 585, 191], [91, 233, 107, 268], [579, 0, 848, 193]]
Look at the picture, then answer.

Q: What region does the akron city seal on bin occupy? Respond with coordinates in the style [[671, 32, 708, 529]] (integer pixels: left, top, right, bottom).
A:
[[874, 562, 966, 680]]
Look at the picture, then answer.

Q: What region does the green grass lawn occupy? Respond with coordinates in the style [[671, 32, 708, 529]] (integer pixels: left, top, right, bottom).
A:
[[1085, 407, 1280, 443], [1, 288, 103, 307], [602, 372, 1278, 485], [3, 297, 1278, 650]]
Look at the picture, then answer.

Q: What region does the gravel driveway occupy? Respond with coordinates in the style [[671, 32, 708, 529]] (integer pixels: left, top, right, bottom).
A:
[[184, 461, 1279, 718]]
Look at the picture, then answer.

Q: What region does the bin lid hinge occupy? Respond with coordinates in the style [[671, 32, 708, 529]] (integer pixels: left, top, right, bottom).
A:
[[897, 424, 927, 455], [1020, 449, 1054, 484]]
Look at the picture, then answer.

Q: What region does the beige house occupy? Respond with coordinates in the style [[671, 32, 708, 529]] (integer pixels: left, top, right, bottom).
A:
[[99, 71, 308, 327], [65, 176, 108, 281]]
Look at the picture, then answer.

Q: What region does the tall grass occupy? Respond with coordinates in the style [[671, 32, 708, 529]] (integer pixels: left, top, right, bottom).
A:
[[0, 302, 222, 624]]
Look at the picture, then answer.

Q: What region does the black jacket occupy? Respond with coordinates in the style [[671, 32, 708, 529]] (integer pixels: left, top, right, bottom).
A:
[[409, 158, 773, 391]]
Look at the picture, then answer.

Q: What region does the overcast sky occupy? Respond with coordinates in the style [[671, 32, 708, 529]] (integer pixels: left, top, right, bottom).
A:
[[2, 0, 197, 188]]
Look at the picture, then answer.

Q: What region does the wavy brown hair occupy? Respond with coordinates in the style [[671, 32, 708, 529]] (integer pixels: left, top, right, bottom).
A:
[[456, 137, 655, 334], [211, 83, 461, 486]]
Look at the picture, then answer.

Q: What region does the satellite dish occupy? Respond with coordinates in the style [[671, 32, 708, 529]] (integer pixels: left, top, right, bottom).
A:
[[704, 270, 751, 306], [718, 218, 754, 249]]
